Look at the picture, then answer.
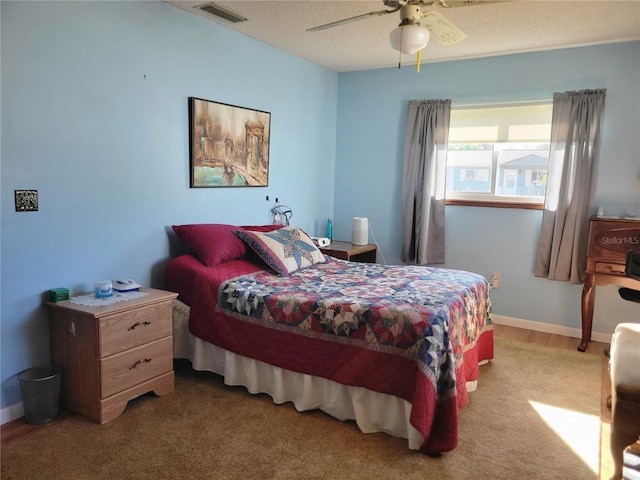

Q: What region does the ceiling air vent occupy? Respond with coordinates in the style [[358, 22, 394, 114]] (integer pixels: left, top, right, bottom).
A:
[[198, 3, 247, 23]]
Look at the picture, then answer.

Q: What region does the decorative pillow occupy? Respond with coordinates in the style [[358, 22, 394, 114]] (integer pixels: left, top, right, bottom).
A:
[[172, 224, 247, 267], [234, 226, 326, 275]]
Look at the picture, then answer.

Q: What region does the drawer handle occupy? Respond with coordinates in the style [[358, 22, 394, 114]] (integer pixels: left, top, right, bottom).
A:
[[129, 358, 152, 370], [128, 321, 151, 331]]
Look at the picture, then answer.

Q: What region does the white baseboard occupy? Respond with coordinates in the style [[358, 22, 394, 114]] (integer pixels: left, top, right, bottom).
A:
[[1, 401, 24, 426], [492, 314, 613, 344], [1, 315, 610, 425]]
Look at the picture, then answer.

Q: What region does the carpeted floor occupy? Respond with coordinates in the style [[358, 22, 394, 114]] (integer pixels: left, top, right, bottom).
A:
[[1, 337, 604, 479]]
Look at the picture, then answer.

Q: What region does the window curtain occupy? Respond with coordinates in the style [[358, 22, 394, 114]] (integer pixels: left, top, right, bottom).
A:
[[401, 99, 451, 265], [535, 89, 606, 284]]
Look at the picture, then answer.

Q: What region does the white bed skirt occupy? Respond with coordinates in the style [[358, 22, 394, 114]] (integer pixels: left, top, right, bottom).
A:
[[173, 299, 470, 450]]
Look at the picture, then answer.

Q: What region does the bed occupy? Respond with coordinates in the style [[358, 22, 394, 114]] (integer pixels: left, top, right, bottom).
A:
[[166, 223, 493, 454]]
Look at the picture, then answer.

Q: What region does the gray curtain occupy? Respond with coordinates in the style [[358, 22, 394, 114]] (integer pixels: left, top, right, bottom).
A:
[[535, 89, 606, 283], [401, 99, 451, 265]]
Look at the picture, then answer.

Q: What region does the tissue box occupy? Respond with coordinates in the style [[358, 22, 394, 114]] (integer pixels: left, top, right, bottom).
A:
[[48, 288, 69, 303]]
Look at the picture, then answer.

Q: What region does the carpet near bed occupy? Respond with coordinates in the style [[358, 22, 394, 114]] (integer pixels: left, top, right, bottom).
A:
[[0, 337, 603, 480]]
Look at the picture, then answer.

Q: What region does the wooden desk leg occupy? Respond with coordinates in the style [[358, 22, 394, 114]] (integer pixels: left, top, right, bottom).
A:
[[579, 274, 596, 352]]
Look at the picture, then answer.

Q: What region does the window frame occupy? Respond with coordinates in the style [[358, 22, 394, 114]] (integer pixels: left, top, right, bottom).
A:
[[445, 100, 553, 209]]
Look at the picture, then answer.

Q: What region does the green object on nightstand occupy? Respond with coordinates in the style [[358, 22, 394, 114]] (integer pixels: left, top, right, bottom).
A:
[[48, 288, 69, 303]]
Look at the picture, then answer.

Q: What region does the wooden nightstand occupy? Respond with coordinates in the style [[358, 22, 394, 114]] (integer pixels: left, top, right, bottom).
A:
[[46, 288, 178, 423], [320, 241, 377, 263]]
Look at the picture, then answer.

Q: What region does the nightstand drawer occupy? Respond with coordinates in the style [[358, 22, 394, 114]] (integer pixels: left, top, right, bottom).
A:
[[100, 336, 173, 398], [99, 302, 172, 356], [594, 261, 627, 276]]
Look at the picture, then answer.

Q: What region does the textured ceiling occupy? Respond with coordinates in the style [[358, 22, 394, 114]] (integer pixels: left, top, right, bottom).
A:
[[167, 0, 640, 72]]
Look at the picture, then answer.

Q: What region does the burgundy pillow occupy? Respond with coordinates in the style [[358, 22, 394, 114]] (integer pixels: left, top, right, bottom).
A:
[[240, 224, 283, 233], [172, 224, 247, 267]]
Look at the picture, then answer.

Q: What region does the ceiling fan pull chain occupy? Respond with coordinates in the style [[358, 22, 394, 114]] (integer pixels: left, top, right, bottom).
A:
[[416, 49, 421, 73], [397, 27, 403, 69]]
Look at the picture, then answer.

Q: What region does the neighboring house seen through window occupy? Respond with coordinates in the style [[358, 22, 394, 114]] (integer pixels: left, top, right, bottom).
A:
[[446, 101, 553, 208]]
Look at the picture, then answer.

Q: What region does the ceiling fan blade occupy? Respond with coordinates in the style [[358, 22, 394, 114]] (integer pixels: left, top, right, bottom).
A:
[[422, 0, 511, 44], [436, 0, 513, 8], [306, 7, 400, 32], [421, 11, 467, 45]]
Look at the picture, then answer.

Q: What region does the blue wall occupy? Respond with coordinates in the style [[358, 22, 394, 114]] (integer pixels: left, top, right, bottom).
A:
[[334, 42, 640, 336], [1, 1, 338, 410], [2, 1, 639, 415]]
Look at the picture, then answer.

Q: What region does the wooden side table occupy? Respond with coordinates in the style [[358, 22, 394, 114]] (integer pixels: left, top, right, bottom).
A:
[[320, 241, 377, 263], [46, 288, 178, 423], [579, 217, 640, 351]]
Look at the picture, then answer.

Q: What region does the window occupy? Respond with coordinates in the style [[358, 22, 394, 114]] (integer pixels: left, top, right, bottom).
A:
[[460, 168, 489, 182], [527, 170, 546, 186], [446, 102, 553, 207]]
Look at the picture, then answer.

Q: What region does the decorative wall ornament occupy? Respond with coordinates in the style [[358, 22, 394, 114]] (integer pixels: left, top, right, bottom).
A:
[[15, 190, 38, 212], [189, 97, 271, 187]]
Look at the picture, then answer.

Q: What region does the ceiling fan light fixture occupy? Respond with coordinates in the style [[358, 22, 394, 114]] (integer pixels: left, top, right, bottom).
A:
[[389, 24, 430, 55]]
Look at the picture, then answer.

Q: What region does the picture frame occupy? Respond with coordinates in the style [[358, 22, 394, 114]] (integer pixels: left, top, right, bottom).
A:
[[189, 97, 271, 188]]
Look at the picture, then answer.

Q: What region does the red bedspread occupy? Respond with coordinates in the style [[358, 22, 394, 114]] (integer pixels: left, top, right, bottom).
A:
[[165, 254, 493, 453]]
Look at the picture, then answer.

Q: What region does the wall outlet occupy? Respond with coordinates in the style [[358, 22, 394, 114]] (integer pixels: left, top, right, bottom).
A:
[[490, 272, 501, 288]]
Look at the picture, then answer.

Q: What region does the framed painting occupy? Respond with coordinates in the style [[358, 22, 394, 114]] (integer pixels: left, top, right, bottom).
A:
[[189, 97, 271, 187]]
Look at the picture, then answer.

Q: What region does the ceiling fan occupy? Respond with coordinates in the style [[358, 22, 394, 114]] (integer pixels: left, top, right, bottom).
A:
[[307, 0, 510, 55]]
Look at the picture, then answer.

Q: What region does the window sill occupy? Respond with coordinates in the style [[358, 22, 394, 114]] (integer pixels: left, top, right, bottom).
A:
[[445, 199, 543, 210]]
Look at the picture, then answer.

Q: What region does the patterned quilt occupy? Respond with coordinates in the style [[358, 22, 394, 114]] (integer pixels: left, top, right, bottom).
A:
[[192, 257, 495, 453], [168, 251, 493, 453], [217, 258, 491, 403]]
